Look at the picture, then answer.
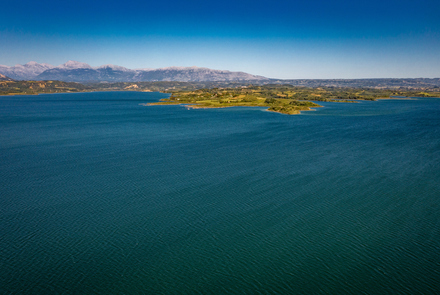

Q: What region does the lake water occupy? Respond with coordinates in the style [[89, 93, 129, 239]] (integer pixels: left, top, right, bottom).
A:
[[1, 92, 440, 294]]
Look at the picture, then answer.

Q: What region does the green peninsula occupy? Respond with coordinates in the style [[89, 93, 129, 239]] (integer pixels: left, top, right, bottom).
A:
[[147, 87, 322, 115]]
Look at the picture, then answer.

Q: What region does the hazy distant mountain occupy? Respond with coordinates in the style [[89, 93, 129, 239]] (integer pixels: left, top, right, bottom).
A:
[[1, 62, 439, 89], [57, 60, 93, 69], [0, 61, 54, 80], [0, 73, 14, 81], [133, 66, 266, 82], [37, 62, 266, 82], [0, 61, 267, 82], [36, 62, 134, 82]]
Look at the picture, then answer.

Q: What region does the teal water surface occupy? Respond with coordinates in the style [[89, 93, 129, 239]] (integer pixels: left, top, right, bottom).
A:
[[1, 92, 440, 294]]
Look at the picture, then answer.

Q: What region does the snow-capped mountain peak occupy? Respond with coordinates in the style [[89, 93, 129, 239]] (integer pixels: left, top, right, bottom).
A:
[[0, 60, 268, 82], [58, 61, 92, 69], [0, 61, 54, 80], [97, 64, 130, 72]]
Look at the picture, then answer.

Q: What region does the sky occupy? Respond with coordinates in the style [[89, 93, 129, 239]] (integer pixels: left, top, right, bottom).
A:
[[1, 0, 439, 79]]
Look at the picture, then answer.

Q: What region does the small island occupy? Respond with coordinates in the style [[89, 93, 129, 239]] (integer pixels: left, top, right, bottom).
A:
[[146, 89, 322, 115]]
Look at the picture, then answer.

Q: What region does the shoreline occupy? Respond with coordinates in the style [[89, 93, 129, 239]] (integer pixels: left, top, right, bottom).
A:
[[1, 89, 161, 97], [376, 96, 414, 100], [146, 101, 321, 115]]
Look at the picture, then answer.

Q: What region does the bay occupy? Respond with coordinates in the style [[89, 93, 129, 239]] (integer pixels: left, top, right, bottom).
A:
[[1, 92, 440, 294]]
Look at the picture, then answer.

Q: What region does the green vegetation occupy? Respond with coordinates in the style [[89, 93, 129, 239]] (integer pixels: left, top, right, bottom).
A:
[[148, 86, 324, 115], [0, 81, 256, 96], [0, 80, 92, 95]]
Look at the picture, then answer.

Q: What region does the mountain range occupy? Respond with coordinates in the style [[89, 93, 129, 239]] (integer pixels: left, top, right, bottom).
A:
[[2, 61, 440, 90], [0, 61, 267, 82]]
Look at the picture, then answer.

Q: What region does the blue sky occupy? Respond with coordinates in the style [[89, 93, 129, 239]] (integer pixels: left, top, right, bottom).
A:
[[1, 0, 439, 78]]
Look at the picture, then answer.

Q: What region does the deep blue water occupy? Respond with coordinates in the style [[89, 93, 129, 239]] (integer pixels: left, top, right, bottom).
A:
[[1, 92, 440, 294]]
